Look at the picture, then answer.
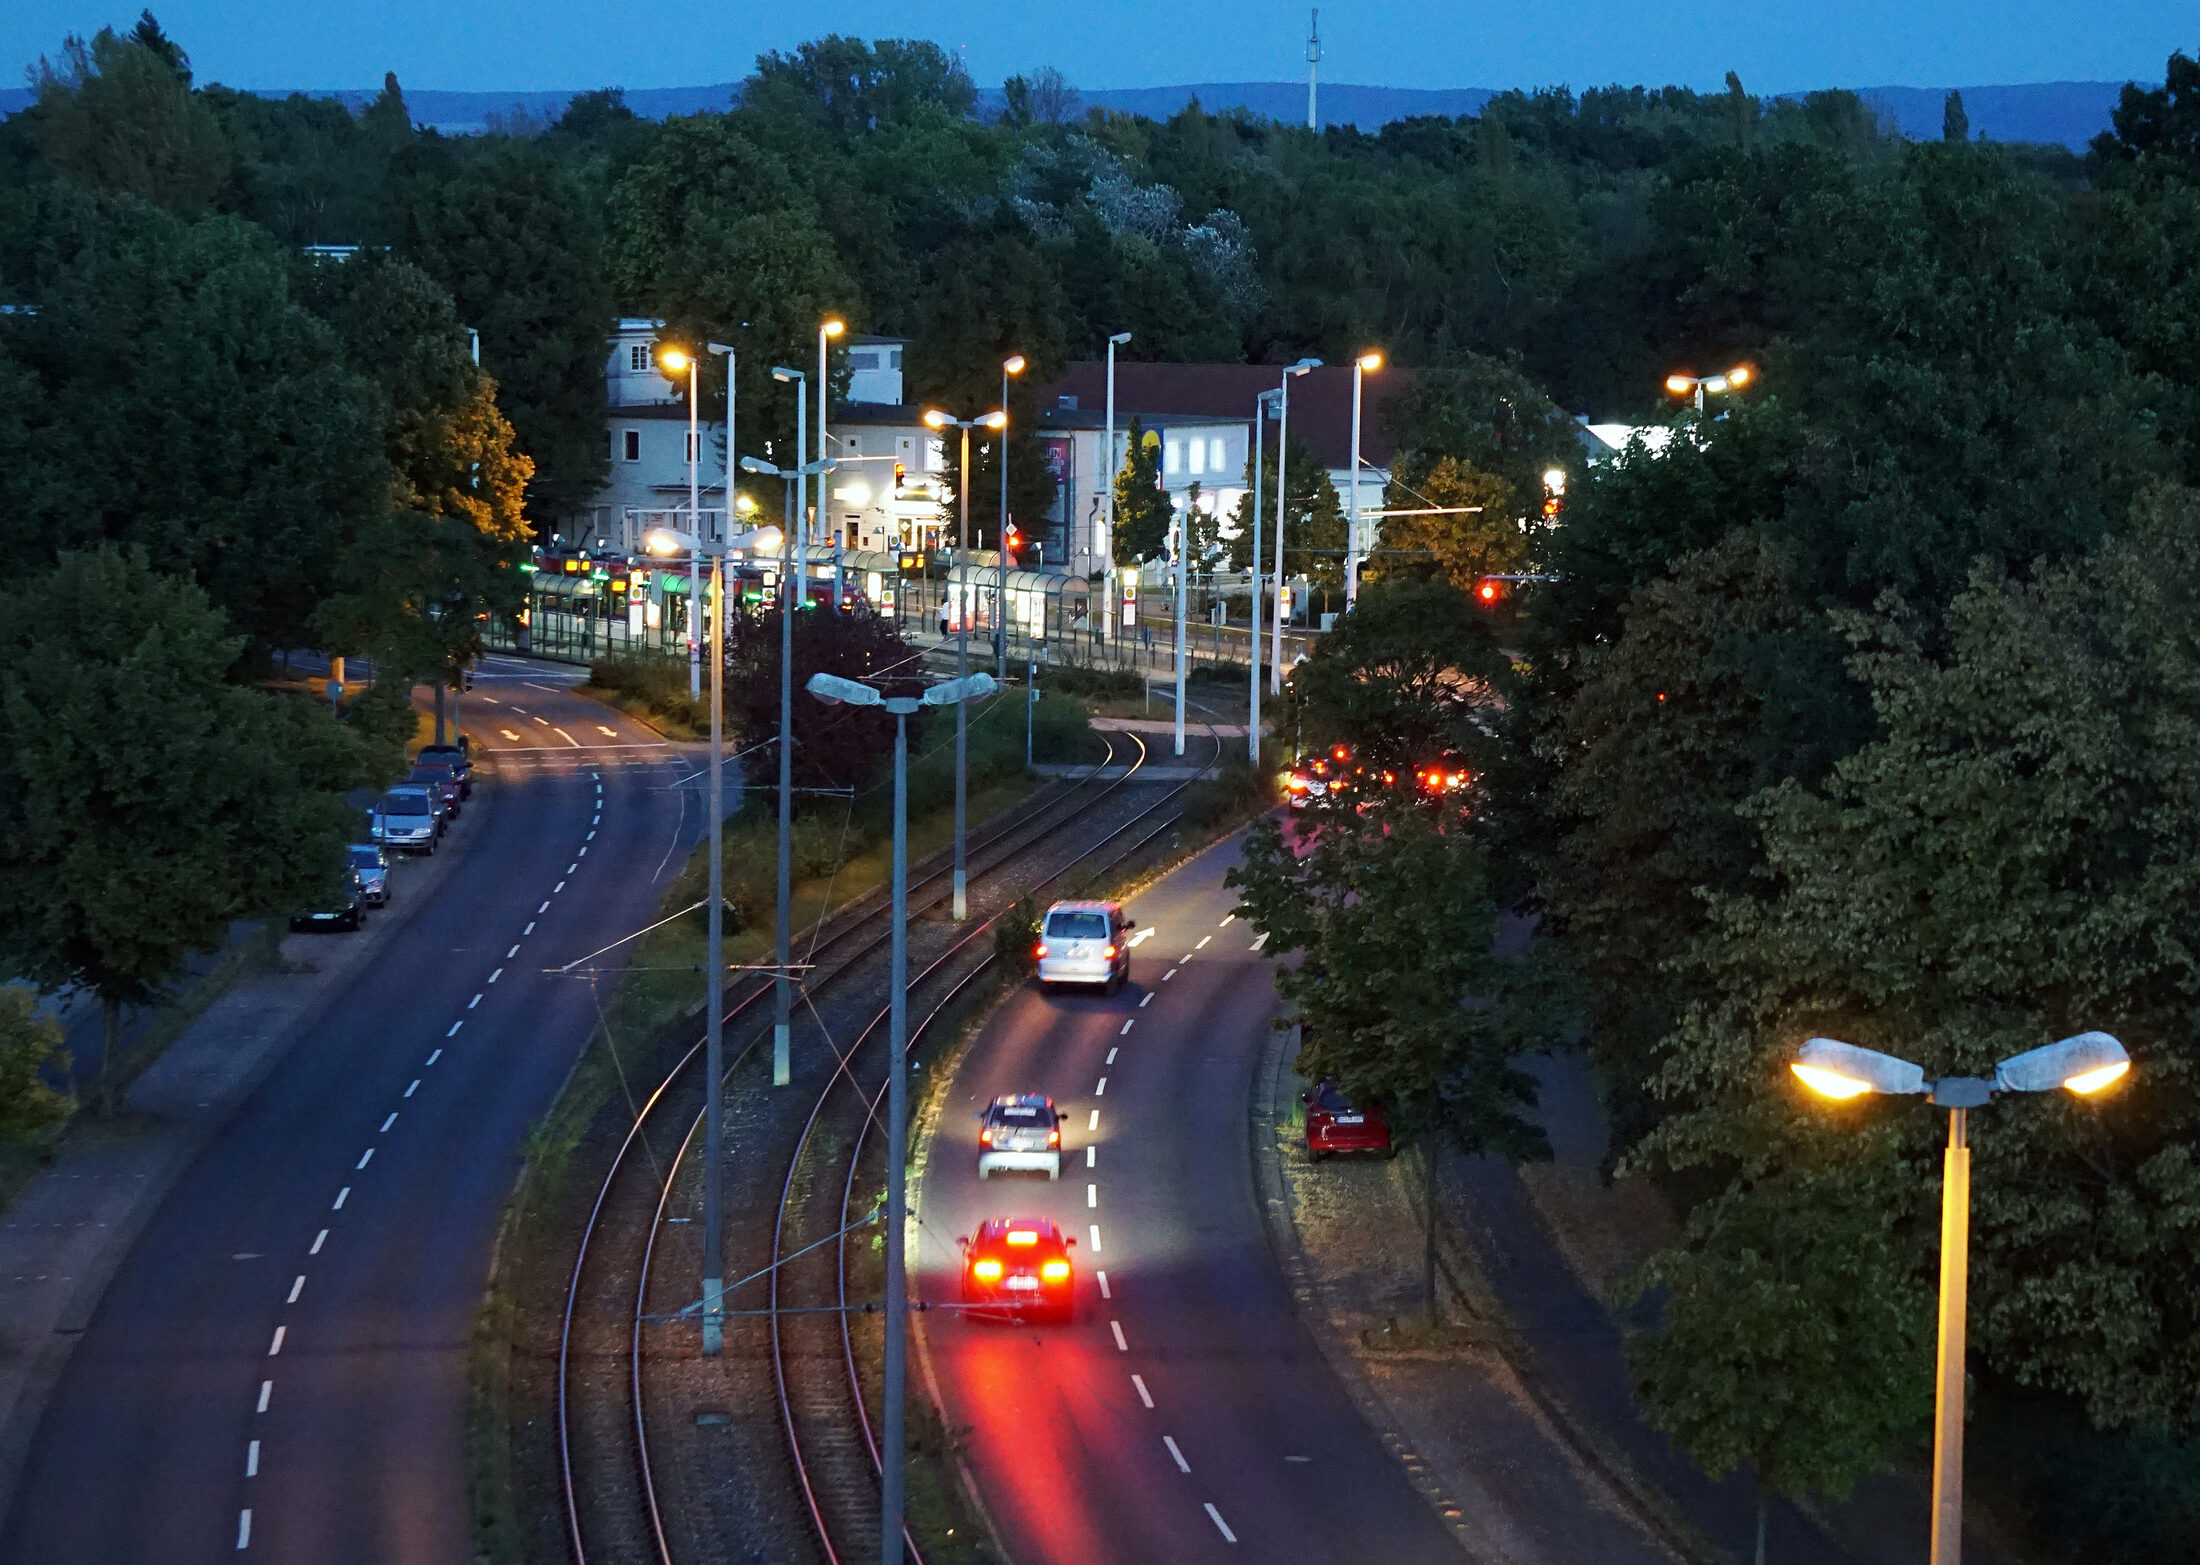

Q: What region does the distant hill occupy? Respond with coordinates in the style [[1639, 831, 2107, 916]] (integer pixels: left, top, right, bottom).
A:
[[0, 77, 2144, 150]]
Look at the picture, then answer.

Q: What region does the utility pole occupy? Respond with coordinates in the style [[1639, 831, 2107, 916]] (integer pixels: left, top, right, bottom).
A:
[[1173, 508, 1187, 757], [921, 407, 1007, 921], [1251, 389, 1277, 766]]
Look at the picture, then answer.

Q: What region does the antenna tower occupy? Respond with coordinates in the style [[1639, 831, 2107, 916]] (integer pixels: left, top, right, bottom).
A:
[[1306, 9, 1321, 130]]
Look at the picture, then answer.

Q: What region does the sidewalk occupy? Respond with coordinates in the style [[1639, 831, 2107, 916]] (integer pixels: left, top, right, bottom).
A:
[[0, 790, 488, 1526]]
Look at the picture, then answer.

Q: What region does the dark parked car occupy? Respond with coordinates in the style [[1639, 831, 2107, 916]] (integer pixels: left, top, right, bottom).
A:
[[347, 843, 390, 906], [290, 868, 366, 932], [417, 743, 472, 798], [1303, 1077, 1394, 1161], [407, 763, 461, 821]]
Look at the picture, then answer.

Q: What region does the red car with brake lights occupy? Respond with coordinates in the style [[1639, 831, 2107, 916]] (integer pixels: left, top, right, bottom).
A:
[[959, 1217, 1076, 1322], [1303, 1077, 1395, 1160]]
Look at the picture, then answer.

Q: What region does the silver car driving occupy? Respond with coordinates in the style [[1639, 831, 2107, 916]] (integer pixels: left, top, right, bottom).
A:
[[1035, 901, 1132, 994], [978, 1095, 1062, 1180]]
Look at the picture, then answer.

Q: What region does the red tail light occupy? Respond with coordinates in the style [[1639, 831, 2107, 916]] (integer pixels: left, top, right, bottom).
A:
[[1034, 943, 1047, 959], [973, 1258, 1003, 1281], [1048, 1128, 1061, 1146], [981, 1128, 993, 1145], [1104, 944, 1117, 959], [1040, 1259, 1070, 1282]]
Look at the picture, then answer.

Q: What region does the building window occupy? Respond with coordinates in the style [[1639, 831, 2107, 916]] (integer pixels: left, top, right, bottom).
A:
[[1209, 437, 1226, 473], [849, 350, 879, 370], [1187, 438, 1205, 476], [622, 429, 641, 462], [1165, 440, 1181, 475], [629, 344, 650, 372], [925, 436, 946, 473], [685, 431, 699, 462], [889, 349, 903, 369]]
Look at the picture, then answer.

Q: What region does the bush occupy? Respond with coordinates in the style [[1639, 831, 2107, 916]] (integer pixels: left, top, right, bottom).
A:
[[994, 896, 1040, 977], [1028, 691, 1100, 764], [1041, 664, 1144, 701], [1189, 659, 1249, 686], [1179, 756, 1275, 830], [589, 652, 704, 732]]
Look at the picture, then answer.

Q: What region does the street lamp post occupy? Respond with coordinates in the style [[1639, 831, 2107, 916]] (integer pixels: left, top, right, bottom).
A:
[[806, 668, 998, 1565], [999, 353, 1026, 684], [922, 407, 1007, 922], [1102, 332, 1130, 576], [819, 317, 843, 600], [1251, 388, 1280, 766], [1346, 349, 1381, 611], [774, 366, 810, 610], [1172, 499, 1187, 757], [739, 454, 837, 1086], [1270, 358, 1320, 696], [1665, 364, 1753, 415], [643, 519, 784, 1355], [1790, 1030, 2133, 1565], [660, 346, 704, 696]]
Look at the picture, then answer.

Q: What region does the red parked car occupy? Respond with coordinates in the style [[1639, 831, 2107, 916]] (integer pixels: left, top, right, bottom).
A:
[[958, 1217, 1077, 1323], [1303, 1077, 1394, 1160]]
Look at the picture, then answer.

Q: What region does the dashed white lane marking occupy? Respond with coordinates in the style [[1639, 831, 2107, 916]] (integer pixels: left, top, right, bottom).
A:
[[256, 1381, 272, 1413], [286, 1276, 304, 1304], [1139, 992, 1153, 1008], [355, 1149, 374, 1170], [1196, 935, 1211, 949], [577, 846, 587, 858], [246, 1439, 259, 1477], [1181, 953, 1196, 963], [447, 1021, 463, 1036], [1120, 1019, 1134, 1035], [1106, 1048, 1117, 1065], [1110, 1319, 1128, 1351], [488, 968, 503, 983], [1097, 1270, 1111, 1299], [481, 696, 500, 705], [1251, 932, 1269, 951], [510, 706, 527, 714], [267, 1327, 285, 1356], [1132, 1373, 1153, 1407], [1095, 1078, 1107, 1096], [537, 901, 550, 914], [506, 944, 520, 959], [379, 1113, 397, 1133], [333, 1188, 349, 1210], [1165, 1435, 1191, 1473], [523, 922, 535, 935], [566, 862, 578, 874], [1090, 1225, 1103, 1252], [592, 815, 601, 826], [309, 1230, 327, 1256], [405, 1080, 419, 1098], [533, 715, 550, 726], [426, 1049, 441, 1066], [1087, 1184, 1098, 1208], [1087, 1145, 1097, 1166], [1089, 1109, 1099, 1131], [554, 881, 566, 893], [586, 830, 596, 841], [467, 994, 482, 1009], [1219, 913, 1235, 927], [1205, 1503, 1238, 1543], [236, 1509, 251, 1549], [1164, 969, 1177, 981]]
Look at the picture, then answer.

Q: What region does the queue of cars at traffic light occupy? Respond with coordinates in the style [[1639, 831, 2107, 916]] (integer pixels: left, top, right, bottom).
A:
[[1284, 744, 1471, 813]]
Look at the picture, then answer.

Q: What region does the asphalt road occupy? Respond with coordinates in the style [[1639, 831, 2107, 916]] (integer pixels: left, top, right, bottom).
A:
[[916, 832, 1464, 1563], [1, 656, 704, 1563]]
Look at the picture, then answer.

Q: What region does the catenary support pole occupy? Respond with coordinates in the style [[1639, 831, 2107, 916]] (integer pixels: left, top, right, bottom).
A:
[[1271, 377, 1291, 695], [953, 425, 971, 921], [1173, 510, 1187, 757], [774, 498, 793, 1087], [702, 550, 726, 1352], [1250, 393, 1267, 767]]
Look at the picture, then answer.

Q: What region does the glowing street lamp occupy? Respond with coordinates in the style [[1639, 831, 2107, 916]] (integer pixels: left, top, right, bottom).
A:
[[1346, 349, 1382, 609], [1792, 1030, 2131, 1565], [998, 353, 1026, 684], [1665, 364, 1753, 413]]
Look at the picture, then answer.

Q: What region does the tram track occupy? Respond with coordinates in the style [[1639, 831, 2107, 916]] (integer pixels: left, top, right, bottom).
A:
[[555, 716, 1219, 1564]]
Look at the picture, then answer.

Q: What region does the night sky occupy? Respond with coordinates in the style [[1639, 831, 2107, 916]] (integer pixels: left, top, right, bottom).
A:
[[3, 1, 2190, 97]]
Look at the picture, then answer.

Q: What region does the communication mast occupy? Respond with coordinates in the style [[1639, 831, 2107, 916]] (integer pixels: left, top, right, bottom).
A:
[[1306, 9, 1321, 130]]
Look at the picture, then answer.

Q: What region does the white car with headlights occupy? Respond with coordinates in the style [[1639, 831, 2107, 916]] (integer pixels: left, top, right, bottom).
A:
[[977, 1094, 1062, 1179]]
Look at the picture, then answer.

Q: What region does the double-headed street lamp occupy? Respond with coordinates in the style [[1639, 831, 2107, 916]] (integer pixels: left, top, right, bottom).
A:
[[642, 518, 783, 1355], [1270, 357, 1321, 696], [806, 667, 997, 1565], [1791, 1030, 2132, 1565], [1345, 349, 1381, 610], [922, 406, 1008, 922], [740, 453, 838, 1088], [1665, 364, 1752, 414]]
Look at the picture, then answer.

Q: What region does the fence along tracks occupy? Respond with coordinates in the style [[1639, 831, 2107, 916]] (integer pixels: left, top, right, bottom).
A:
[[554, 719, 1213, 1563]]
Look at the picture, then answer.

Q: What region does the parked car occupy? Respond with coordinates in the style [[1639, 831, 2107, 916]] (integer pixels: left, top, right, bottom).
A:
[[1303, 1076, 1394, 1161], [407, 761, 462, 820], [347, 843, 390, 906], [417, 743, 472, 798], [290, 868, 365, 932], [977, 1095, 1061, 1180], [1035, 900, 1133, 994], [958, 1216, 1076, 1323], [372, 785, 440, 854]]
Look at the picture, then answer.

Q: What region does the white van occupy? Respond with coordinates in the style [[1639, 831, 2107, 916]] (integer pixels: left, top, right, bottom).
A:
[[1035, 900, 1132, 994]]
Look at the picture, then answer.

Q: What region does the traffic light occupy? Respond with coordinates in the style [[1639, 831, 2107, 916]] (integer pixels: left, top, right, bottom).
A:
[[1476, 578, 1503, 605], [893, 461, 906, 495], [1003, 522, 1022, 562]]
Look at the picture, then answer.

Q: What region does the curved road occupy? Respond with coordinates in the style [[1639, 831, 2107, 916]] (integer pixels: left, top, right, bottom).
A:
[[916, 833, 1464, 1562], [2, 656, 703, 1562]]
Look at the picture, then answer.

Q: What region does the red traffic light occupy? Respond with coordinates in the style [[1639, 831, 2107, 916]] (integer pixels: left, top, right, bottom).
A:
[[1477, 579, 1501, 603]]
